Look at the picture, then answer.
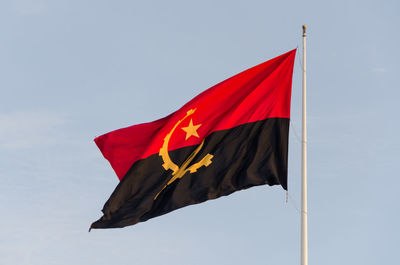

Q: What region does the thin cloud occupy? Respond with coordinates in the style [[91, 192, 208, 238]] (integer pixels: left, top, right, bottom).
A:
[[371, 67, 386, 73], [0, 111, 66, 150]]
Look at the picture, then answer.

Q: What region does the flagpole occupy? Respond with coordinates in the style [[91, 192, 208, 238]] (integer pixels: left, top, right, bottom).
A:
[[301, 25, 308, 265]]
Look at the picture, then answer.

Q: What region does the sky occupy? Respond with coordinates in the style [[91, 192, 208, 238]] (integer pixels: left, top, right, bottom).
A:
[[1, 0, 399, 264]]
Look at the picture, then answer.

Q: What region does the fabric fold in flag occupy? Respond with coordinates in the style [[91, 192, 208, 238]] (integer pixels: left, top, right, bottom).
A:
[[91, 49, 296, 229]]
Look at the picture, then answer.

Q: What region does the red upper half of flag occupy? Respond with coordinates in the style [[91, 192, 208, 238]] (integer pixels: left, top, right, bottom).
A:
[[95, 49, 296, 180]]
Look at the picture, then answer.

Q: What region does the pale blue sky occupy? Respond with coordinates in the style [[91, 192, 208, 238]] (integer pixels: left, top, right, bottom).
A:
[[1, 0, 399, 264]]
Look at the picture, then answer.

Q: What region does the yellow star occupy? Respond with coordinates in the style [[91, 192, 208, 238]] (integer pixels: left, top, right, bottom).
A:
[[181, 119, 201, 140]]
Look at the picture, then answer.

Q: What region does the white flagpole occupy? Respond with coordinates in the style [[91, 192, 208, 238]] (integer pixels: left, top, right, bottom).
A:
[[301, 25, 308, 265]]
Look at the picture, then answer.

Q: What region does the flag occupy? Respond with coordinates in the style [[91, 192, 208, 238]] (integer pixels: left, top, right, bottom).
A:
[[90, 49, 296, 229]]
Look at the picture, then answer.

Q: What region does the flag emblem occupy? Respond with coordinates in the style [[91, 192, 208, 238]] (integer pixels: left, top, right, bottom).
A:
[[156, 108, 213, 200]]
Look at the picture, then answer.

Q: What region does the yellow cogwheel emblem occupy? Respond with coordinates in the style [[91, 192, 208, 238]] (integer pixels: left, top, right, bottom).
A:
[[154, 108, 213, 200]]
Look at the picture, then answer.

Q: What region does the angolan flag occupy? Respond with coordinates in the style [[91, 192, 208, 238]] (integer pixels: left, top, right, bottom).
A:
[[90, 49, 296, 229]]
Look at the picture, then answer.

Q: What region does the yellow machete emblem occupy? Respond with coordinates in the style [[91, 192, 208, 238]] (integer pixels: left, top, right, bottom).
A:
[[154, 108, 213, 200]]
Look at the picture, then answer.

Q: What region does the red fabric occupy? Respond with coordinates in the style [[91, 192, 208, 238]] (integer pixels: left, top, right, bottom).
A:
[[95, 49, 296, 180]]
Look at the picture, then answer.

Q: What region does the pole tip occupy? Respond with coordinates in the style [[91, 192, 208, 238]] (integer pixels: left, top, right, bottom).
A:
[[302, 25, 307, 36]]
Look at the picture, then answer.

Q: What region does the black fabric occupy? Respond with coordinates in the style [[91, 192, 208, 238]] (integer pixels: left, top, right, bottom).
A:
[[90, 118, 289, 229]]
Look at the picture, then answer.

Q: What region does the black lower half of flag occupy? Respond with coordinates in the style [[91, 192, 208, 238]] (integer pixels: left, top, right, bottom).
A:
[[91, 118, 289, 229]]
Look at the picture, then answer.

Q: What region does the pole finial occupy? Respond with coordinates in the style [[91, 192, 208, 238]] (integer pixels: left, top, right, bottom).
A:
[[302, 25, 307, 36]]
